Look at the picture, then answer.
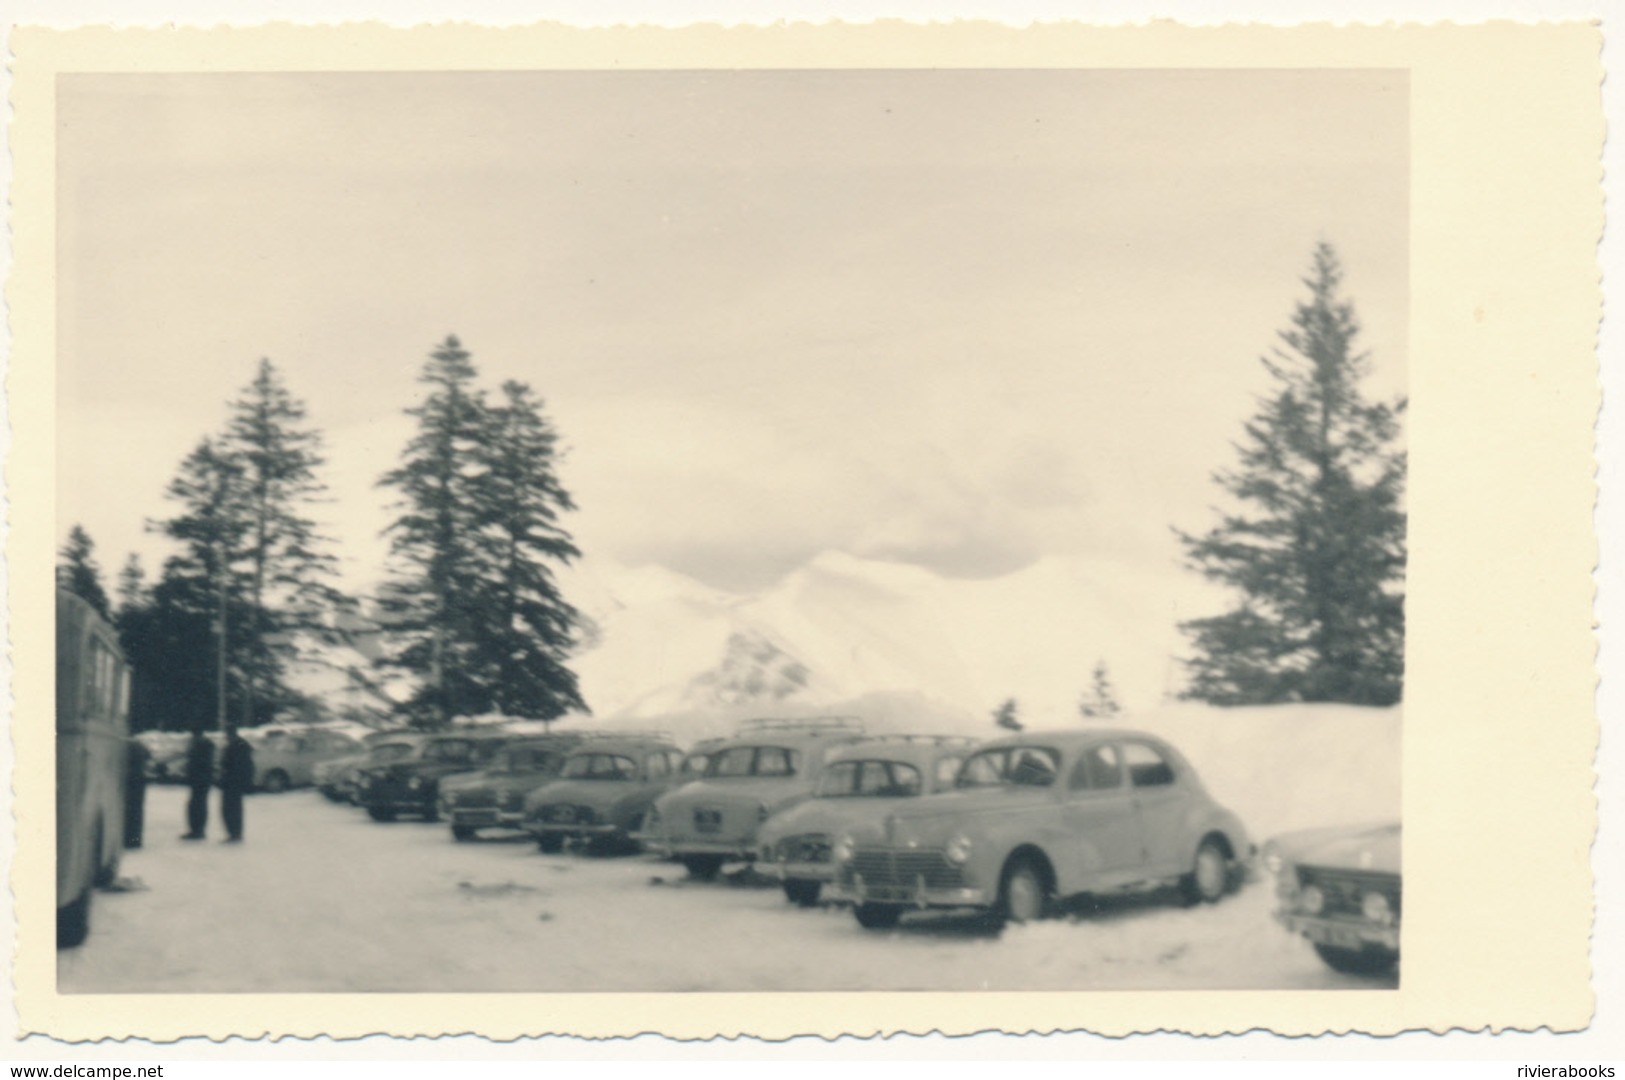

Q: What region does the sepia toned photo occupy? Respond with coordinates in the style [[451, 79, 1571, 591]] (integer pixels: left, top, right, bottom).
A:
[[51, 65, 1408, 995], [11, 18, 1601, 1044]]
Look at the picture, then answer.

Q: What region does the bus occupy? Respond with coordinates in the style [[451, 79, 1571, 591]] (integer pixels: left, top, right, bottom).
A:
[[56, 588, 130, 948]]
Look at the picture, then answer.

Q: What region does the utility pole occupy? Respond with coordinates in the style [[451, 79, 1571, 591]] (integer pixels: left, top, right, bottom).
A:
[[215, 536, 231, 739]]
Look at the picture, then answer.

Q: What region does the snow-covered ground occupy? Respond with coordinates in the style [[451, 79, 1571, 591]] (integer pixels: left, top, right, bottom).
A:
[[61, 701, 1398, 994]]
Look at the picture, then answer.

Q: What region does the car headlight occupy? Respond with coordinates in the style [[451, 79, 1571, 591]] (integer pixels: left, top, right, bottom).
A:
[[1360, 891, 1395, 926], [1298, 885, 1325, 915], [833, 835, 855, 864], [945, 833, 974, 865], [407, 777, 423, 791]]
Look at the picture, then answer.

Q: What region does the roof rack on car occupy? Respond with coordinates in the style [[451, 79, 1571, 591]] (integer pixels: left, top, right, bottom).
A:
[[577, 730, 676, 745], [736, 716, 866, 736], [852, 734, 980, 748]]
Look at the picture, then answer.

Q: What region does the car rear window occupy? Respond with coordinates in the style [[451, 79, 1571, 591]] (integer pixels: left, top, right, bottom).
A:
[[956, 746, 1060, 788], [560, 753, 638, 780], [707, 745, 800, 778], [817, 760, 923, 797]]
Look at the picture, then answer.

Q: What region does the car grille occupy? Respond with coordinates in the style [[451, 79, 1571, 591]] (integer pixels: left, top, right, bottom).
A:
[[841, 846, 965, 898], [693, 808, 724, 834], [779, 834, 832, 864], [455, 791, 497, 809], [1298, 866, 1402, 919], [543, 804, 594, 825]]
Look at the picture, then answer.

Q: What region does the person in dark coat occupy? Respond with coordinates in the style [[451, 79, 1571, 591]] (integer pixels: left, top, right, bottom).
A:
[[123, 737, 149, 849], [181, 732, 214, 840], [218, 731, 255, 843]]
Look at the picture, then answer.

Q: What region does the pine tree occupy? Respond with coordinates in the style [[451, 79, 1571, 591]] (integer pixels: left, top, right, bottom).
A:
[[221, 358, 345, 727], [149, 437, 255, 733], [116, 553, 147, 614], [469, 380, 588, 722], [378, 336, 502, 726], [1176, 243, 1406, 706], [56, 525, 111, 619], [1079, 660, 1122, 719], [993, 698, 1023, 732]]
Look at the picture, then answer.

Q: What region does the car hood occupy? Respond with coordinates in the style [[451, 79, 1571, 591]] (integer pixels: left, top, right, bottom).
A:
[[1270, 822, 1401, 874], [841, 786, 1056, 844], [759, 795, 917, 844], [525, 778, 641, 811], [657, 777, 808, 813]]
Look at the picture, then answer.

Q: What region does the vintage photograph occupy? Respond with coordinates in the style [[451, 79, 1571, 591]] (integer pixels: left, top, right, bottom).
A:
[[52, 67, 1408, 994]]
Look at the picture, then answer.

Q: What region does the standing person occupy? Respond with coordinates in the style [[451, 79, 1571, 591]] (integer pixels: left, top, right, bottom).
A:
[[180, 732, 214, 840], [123, 736, 150, 849], [219, 730, 255, 843]]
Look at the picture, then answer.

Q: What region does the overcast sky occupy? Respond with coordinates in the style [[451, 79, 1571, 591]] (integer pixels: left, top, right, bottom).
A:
[[56, 69, 1406, 595]]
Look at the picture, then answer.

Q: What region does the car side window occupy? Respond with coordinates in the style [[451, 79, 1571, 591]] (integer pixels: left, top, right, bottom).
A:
[[1068, 744, 1124, 791], [935, 756, 963, 789], [646, 752, 669, 779], [755, 747, 797, 777], [1123, 742, 1175, 787]]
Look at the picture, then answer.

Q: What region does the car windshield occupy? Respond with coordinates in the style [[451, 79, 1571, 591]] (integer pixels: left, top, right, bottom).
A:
[[501, 747, 559, 772], [560, 753, 638, 780], [956, 746, 1061, 789], [706, 745, 799, 779], [816, 760, 923, 797], [370, 742, 416, 763], [422, 739, 477, 764]]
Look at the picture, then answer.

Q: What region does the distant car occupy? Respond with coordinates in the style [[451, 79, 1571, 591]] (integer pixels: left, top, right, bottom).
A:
[[756, 735, 979, 907], [639, 717, 870, 880], [522, 734, 688, 852], [148, 731, 221, 783], [316, 732, 422, 803], [440, 734, 585, 841], [357, 732, 512, 822], [243, 727, 364, 793], [829, 728, 1252, 930], [1264, 822, 1401, 975]]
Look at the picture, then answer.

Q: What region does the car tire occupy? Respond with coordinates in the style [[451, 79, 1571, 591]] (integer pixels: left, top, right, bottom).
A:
[[997, 856, 1052, 925], [422, 800, 440, 823], [451, 825, 477, 842], [537, 834, 565, 854], [783, 879, 822, 907], [261, 770, 290, 794], [681, 855, 724, 881], [367, 807, 396, 823], [1313, 943, 1399, 975], [57, 889, 93, 950], [853, 902, 904, 930], [1180, 838, 1230, 905]]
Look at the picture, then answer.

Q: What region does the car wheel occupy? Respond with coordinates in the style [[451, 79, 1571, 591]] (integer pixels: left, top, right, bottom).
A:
[[998, 857, 1052, 925], [1313, 943, 1399, 975], [853, 902, 904, 930], [1181, 838, 1230, 905], [57, 889, 93, 950], [421, 800, 440, 823], [367, 807, 396, 823], [537, 834, 565, 854], [451, 825, 477, 842], [783, 879, 822, 907], [681, 855, 724, 881], [261, 770, 290, 794]]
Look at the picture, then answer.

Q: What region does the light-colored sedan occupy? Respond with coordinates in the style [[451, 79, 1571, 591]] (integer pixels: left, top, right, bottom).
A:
[[829, 728, 1252, 929], [1265, 822, 1400, 975], [756, 735, 978, 907]]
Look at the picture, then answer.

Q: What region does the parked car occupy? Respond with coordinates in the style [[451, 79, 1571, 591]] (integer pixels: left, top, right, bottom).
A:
[[1264, 822, 1401, 975], [522, 734, 687, 852], [829, 728, 1252, 930], [440, 734, 585, 841], [316, 731, 422, 803], [756, 735, 979, 907], [243, 726, 364, 792], [358, 731, 513, 822], [148, 731, 220, 783], [639, 717, 869, 880]]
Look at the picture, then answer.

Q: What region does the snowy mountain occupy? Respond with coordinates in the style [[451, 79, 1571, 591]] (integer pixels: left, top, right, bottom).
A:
[[561, 548, 1227, 726]]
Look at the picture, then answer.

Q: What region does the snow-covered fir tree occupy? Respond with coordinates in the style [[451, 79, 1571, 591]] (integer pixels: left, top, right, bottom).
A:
[[1079, 660, 1122, 719]]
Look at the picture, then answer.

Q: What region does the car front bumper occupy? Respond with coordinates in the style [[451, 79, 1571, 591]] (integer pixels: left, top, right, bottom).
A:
[[450, 807, 525, 829], [526, 820, 625, 838], [757, 860, 837, 883], [827, 876, 993, 909], [647, 837, 758, 860], [1276, 911, 1399, 951]]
